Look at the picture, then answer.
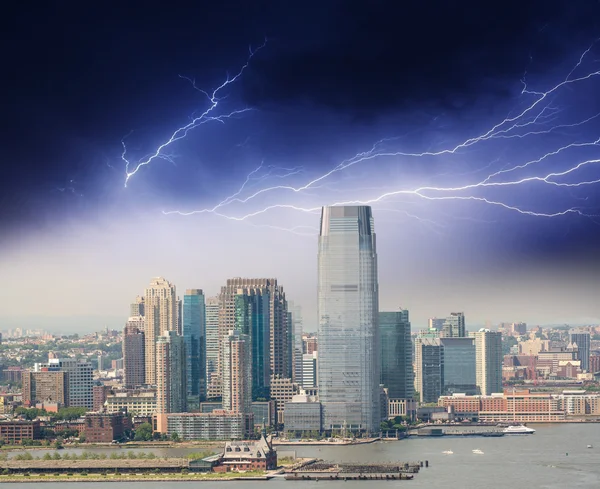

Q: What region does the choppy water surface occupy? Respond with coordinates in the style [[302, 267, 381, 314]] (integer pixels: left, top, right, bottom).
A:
[[10, 424, 600, 488]]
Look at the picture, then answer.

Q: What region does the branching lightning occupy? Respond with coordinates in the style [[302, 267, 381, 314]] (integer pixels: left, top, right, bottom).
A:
[[125, 39, 600, 232], [121, 40, 266, 187]]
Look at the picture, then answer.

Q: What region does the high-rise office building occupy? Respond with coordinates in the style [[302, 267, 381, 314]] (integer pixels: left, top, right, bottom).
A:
[[317, 205, 380, 433], [130, 296, 145, 318], [569, 329, 591, 371], [439, 337, 477, 394], [441, 312, 466, 337], [38, 358, 94, 409], [301, 352, 318, 389], [414, 336, 444, 403], [156, 330, 187, 414], [144, 277, 177, 385], [288, 301, 304, 384], [183, 289, 206, 409], [379, 310, 414, 399], [123, 317, 145, 387], [218, 278, 289, 387], [428, 318, 445, 331], [176, 298, 182, 336], [233, 288, 270, 399], [472, 329, 503, 395], [302, 334, 318, 354], [205, 297, 220, 397], [222, 330, 252, 414]]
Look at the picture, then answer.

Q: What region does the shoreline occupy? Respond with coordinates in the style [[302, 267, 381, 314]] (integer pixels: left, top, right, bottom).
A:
[[0, 476, 272, 483]]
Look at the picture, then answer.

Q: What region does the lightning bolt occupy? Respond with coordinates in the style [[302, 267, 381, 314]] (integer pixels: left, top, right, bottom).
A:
[[121, 40, 266, 187], [156, 40, 600, 227]]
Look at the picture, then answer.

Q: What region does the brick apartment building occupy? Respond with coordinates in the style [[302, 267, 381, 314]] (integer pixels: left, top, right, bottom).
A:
[[83, 412, 128, 443], [0, 420, 41, 444]]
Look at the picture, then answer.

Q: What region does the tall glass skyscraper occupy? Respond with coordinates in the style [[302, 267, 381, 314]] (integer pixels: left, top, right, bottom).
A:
[[317, 205, 380, 433], [379, 310, 413, 399], [234, 288, 270, 399], [183, 289, 206, 409]]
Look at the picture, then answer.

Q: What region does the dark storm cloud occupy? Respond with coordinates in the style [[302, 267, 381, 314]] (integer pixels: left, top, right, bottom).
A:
[[243, 1, 600, 116]]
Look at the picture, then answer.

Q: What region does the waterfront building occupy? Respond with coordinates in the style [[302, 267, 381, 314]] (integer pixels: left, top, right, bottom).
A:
[[569, 330, 591, 371], [222, 330, 252, 415], [379, 309, 413, 399], [439, 390, 566, 422], [123, 317, 145, 387], [472, 329, 503, 395], [183, 289, 206, 408], [154, 411, 252, 440], [83, 412, 127, 443], [214, 435, 277, 472], [283, 391, 322, 435], [0, 420, 41, 444], [387, 398, 417, 421], [156, 331, 187, 414], [439, 337, 477, 395], [414, 336, 443, 403], [441, 312, 466, 337], [144, 277, 177, 385], [317, 205, 380, 434]]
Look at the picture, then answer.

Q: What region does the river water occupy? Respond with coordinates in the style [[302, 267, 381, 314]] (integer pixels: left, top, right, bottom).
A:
[[9, 424, 600, 488]]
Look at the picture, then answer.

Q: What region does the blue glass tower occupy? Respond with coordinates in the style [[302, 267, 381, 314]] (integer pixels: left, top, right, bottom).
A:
[[183, 289, 206, 409]]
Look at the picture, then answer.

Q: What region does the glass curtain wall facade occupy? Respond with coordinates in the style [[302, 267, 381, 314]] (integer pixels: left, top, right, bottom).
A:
[[234, 289, 270, 399], [317, 205, 380, 433], [379, 310, 414, 399], [439, 337, 477, 394], [183, 289, 206, 409]]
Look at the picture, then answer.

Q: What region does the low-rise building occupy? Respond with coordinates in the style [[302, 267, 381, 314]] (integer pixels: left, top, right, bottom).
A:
[[284, 393, 321, 435], [387, 398, 417, 421], [105, 390, 157, 416], [213, 435, 277, 472], [0, 420, 41, 444], [83, 412, 128, 443]]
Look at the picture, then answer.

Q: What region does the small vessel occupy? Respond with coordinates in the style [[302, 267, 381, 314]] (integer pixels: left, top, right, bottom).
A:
[[502, 425, 535, 435], [472, 449, 484, 454], [587, 445, 593, 449], [442, 450, 453, 455]]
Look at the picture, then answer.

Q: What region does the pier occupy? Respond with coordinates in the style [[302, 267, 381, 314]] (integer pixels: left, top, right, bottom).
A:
[[410, 427, 505, 437], [284, 460, 427, 481]]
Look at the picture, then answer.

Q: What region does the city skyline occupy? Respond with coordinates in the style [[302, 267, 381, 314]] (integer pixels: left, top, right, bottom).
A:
[[2, 3, 600, 332]]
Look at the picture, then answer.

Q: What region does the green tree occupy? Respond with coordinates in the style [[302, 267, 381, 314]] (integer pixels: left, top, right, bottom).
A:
[[133, 422, 153, 441], [170, 432, 180, 442]]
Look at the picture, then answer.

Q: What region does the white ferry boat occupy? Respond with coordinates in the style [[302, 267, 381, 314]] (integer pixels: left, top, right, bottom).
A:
[[502, 425, 535, 435]]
